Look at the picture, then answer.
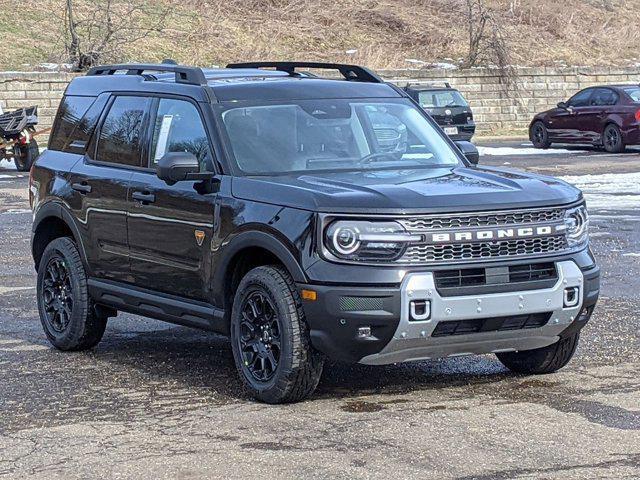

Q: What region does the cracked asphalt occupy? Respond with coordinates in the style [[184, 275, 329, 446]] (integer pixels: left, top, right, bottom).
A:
[[1, 143, 639, 479]]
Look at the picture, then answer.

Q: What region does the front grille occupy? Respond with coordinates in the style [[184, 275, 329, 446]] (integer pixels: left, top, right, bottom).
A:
[[435, 263, 557, 289], [374, 128, 400, 141], [399, 208, 564, 232], [401, 235, 568, 264], [431, 312, 552, 337]]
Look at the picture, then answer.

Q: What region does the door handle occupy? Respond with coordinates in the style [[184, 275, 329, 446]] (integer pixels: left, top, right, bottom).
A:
[[71, 183, 92, 194], [132, 191, 155, 204]]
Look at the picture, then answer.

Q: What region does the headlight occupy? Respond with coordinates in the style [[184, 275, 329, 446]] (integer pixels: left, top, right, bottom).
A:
[[325, 220, 421, 261], [564, 205, 589, 247]]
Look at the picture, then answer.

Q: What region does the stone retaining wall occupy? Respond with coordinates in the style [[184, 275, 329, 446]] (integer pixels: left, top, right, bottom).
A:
[[2, 66, 639, 143]]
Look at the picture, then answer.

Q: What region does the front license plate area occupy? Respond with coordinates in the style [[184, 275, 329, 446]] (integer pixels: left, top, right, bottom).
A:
[[444, 126, 458, 135]]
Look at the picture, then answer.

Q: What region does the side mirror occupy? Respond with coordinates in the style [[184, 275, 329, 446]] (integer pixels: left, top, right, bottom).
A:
[[157, 152, 212, 185], [557, 101, 568, 110], [455, 141, 479, 165]]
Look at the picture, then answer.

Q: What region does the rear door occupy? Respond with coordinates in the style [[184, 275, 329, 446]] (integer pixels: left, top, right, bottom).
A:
[[575, 88, 619, 143], [67, 95, 151, 282], [127, 97, 218, 301]]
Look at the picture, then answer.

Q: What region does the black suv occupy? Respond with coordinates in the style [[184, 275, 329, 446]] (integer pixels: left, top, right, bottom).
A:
[[403, 83, 476, 141], [30, 62, 599, 403]]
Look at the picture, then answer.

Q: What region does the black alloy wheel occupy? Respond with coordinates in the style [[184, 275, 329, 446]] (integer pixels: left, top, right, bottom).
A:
[[603, 124, 624, 153], [237, 290, 282, 382], [42, 256, 74, 333], [230, 266, 324, 403], [531, 121, 551, 149]]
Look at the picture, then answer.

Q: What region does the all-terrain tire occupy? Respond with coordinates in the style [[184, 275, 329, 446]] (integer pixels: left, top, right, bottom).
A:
[[37, 237, 107, 351], [13, 139, 39, 172], [530, 121, 551, 149], [496, 333, 580, 374], [230, 265, 324, 403], [602, 123, 625, 153]]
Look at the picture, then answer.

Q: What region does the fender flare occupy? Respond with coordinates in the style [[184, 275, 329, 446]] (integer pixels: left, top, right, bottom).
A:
[[213, 230, 308, 290], [32, 202, 89, 270]]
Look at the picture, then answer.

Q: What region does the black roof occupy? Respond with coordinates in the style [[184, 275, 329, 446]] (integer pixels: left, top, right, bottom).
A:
[[69, 62, 402, 102]]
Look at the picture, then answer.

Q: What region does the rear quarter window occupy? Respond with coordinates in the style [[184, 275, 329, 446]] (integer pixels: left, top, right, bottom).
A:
[[49, 94, 109, 153]]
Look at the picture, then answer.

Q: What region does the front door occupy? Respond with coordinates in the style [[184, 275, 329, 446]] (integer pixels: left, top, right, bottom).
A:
[[548, 88, 594, 142], [127, 97, 218, 301]]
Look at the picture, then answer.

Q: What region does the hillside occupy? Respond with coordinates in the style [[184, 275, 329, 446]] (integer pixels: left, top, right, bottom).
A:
[[1, 0, 639, 71]]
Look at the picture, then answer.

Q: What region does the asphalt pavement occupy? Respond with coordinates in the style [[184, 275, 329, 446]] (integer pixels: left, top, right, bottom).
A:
[[0, 142, 638, 479]]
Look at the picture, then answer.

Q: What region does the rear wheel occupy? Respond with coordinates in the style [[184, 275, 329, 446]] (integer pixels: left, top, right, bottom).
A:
[[531, 121, 551, 149], [496, 333, 580, 374], [603, 124, 625, 153], [13, 139, 39, 172], [230, 266, 324, 403], [37, 237, 107, 350]]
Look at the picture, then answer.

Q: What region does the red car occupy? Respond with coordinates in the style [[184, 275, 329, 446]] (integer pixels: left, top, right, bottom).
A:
[[530, 84, 640, 153]]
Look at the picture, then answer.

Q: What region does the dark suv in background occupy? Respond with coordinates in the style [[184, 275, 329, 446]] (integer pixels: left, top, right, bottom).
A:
[[30, 62, 598, 403], [403, 83, 476, 141], [530, 84, 640, 153]]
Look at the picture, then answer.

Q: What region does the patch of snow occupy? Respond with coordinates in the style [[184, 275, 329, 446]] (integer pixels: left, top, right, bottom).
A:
[[623, 253, 640, 257], [0, 159, 16, 170], [478, 146, 587, 156], [38, 63, 73, 71], [559, 172, 640, 212], [431, 62, 458, 70], [2, 209, 31, 215], [345, 49, 358, 55]]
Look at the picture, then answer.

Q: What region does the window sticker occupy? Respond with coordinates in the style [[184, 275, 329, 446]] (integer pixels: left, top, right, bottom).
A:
[[154, 115, 174, 161]]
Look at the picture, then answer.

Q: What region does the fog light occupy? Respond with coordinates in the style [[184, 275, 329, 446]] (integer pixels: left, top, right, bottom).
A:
[[563, 287, 580, 307], [410, 300, 431, 321], [357, 326, 372, 338]]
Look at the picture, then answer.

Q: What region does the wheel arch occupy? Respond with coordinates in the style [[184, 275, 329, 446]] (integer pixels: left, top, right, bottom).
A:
[[32, 203, 87, 271], [213, 230, 307, 324]]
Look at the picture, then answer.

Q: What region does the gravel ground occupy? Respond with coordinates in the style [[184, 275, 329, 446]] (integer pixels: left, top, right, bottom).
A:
[[0, 143, 638, 479]]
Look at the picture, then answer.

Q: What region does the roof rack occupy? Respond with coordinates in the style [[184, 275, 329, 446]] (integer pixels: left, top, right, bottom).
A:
[[405, 81, 452, 89], [86, 63, 207, 86], [225, 62, 384, 83]]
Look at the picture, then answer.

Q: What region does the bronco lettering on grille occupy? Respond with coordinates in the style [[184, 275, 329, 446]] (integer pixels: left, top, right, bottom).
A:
[[424, 224, 564, 244]]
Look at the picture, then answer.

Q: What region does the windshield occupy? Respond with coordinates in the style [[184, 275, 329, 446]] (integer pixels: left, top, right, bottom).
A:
[[623, 86, 640, 102], [418, 90, 468, 108], [218, 98, 461, 175]]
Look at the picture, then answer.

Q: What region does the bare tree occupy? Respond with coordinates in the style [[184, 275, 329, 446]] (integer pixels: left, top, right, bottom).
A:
[[63, 0, 171, 71], [462, 0, 520, 99]]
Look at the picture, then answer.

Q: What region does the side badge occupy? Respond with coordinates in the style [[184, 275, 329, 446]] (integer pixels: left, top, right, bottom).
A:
[[194, 230, 205, 247]]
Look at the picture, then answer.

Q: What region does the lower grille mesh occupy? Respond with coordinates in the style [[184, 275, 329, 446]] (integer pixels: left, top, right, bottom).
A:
[[401, 235, 568, 264], [431, 312, 552, 337]]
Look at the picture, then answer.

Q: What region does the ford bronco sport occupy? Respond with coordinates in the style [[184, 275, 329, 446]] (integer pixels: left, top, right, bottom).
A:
[[30, 62, 599, 403]]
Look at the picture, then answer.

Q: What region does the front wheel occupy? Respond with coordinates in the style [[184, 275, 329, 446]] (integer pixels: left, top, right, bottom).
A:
[[230, 266, 324, 403], [496, 333, 580, 374], [530, 121, 551, 149], [603, 124, 625, 153]]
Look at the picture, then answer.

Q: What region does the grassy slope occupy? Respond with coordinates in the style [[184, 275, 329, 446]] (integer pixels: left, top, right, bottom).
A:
[[2, 0, 639, 70]]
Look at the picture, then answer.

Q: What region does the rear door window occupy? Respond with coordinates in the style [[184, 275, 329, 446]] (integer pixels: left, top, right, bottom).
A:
[[95, 96, 151, 167], [590, 88, 618, 106]]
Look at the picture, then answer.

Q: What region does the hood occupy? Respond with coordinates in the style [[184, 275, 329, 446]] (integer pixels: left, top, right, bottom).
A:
[[231, 166, 582, 214]]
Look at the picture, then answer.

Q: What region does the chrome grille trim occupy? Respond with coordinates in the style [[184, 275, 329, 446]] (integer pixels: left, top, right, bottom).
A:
[[401, 235, 568, 264], [399, 208, 564, 232]]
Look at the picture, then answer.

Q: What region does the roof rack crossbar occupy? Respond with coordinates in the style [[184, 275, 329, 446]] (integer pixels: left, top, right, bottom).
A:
[[225, 62, 384, 83], [86, 63, 207, 86], [406, 81, 452, 89]]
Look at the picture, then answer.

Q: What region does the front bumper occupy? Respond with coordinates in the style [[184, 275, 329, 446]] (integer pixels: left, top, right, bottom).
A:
[[299, 260, 599, 364]]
